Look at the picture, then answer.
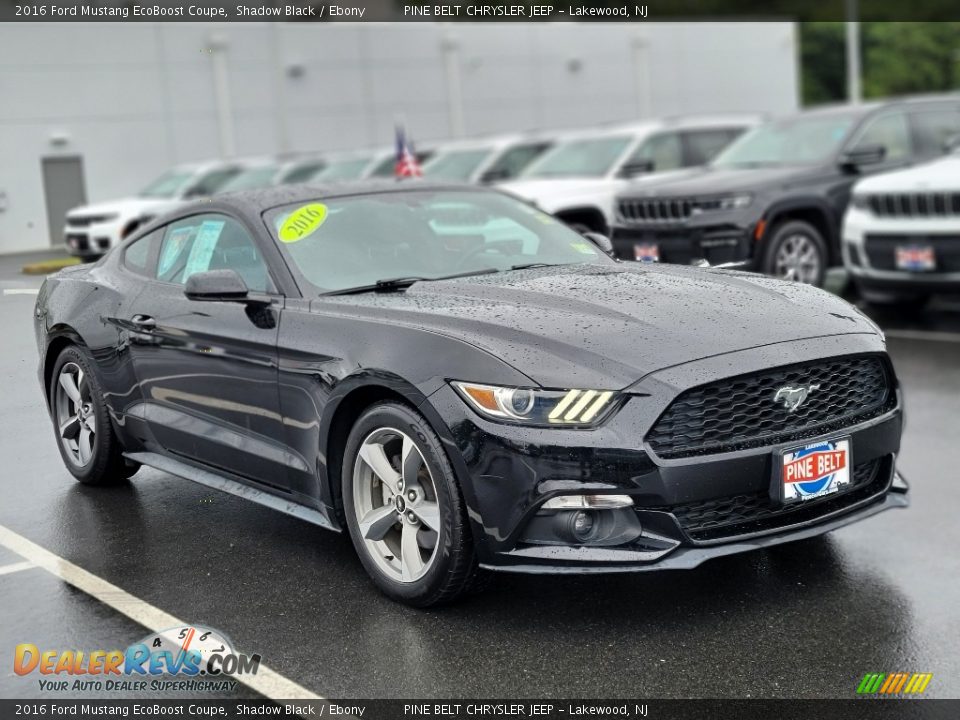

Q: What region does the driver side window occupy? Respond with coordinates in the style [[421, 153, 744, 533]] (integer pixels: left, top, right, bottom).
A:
[[851, 112, 912, 162], [624, 132, 684, 173], [155, 214, 274, 293]]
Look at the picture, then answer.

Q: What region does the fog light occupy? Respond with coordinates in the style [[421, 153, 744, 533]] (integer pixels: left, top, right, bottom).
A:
[[567, 510, 597, 543], [542, 494, 633, 510]]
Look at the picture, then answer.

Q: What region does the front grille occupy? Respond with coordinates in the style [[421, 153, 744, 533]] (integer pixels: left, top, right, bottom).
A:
[[864, 234, 960, 273], [67, 214, 115, 228], [646, 355, 894, 459], [664, 457, 888, 542], [667, 458, 881, 533], [865, 192, 960, 218], [618, 197, 695, 224]]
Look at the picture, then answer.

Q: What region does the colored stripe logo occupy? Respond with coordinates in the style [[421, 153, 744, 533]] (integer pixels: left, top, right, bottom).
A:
[[857, 672, 933, 695]]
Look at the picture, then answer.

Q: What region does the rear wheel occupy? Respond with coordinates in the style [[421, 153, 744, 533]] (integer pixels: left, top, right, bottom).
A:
[[50, 345, 137, 485], [341, 402, 486, 607], [762, 220, 828, 286]]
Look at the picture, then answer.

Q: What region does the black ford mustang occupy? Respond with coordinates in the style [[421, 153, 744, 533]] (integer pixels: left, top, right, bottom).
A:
[[35, 182, 908, 606]]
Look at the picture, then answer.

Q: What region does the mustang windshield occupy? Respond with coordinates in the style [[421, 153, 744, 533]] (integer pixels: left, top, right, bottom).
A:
[[265, 190, 611, 294]]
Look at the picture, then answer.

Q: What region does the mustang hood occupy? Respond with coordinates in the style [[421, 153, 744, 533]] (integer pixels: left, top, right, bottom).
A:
[[320, 264, 879, 389]]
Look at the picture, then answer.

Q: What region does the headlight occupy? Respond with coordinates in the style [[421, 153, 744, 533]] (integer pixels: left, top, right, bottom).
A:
[[717, 194, 752, 210], [452, 382, 618, 426], [851, 194, 870, 210]]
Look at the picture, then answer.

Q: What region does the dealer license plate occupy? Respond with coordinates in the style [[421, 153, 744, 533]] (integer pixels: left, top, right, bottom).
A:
[[780, 438, 851, 504], [634, 243, 659, 263], [895, 245, 935, 272]]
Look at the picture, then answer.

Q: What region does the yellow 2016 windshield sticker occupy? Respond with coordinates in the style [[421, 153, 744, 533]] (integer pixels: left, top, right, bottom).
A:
[[278, 203, 328, 243]]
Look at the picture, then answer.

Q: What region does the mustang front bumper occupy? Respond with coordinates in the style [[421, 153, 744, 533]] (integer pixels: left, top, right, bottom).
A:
[[422, 335, 907, 574]]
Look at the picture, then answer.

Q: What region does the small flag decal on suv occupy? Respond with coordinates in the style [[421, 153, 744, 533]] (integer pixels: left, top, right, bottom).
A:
[[857, 672, 933, 695]]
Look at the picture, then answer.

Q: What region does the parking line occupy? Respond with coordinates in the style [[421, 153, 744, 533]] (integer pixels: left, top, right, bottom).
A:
[[885, 329, 960, 344], [0, 560, 35, 576], [2, 288, 40, 295], [0, 523, 322, 702]]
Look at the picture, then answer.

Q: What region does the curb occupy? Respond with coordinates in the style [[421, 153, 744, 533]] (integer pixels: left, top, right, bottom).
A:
[[21, 258, 81, 275]]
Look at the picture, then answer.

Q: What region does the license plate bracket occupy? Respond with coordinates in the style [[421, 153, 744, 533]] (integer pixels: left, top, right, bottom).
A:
[[778, 437, 852, 505], [634, 242, 659, 263], [895, 244, 935, 272]]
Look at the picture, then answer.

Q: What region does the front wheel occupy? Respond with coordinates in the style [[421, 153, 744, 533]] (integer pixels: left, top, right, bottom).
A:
[[341, 402, 486, 607], [762, 220, 828, 286], [49, 345, 137, 485]]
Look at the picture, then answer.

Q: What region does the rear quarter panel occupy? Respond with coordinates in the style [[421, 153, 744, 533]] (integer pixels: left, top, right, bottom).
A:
[[37, 261, 147, 448]]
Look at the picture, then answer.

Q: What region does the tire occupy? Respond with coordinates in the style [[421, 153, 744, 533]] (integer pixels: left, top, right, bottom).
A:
[[49, 345, 138, 485], [761, 220, 828, 286], [341, 401, 486, 607]]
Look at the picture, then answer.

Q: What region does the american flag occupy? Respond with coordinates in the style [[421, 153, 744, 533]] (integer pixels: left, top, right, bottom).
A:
[[394, 126, 423, 178]]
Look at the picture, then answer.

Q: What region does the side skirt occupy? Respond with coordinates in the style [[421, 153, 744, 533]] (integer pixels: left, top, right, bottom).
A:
[[124, 451, 338, 532]]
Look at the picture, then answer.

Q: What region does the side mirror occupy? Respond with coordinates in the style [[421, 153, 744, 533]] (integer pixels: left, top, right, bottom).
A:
[[839, 144, 886, 171], [582, 231, 615, 256], [618, 159, 655, 179], [184, 269, 269, 305]]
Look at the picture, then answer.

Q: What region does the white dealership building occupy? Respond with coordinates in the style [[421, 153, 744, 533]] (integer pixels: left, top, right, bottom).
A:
[[0, 21, 799, 254]]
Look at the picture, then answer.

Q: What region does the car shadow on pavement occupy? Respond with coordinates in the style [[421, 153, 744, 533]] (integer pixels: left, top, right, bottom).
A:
[[40, 474, 915, 699]]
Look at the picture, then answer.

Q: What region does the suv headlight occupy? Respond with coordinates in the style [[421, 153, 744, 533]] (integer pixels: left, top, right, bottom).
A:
[[717, 194, 752, 210], [452, 382, 618, 426], [851, 194, 870, 210]]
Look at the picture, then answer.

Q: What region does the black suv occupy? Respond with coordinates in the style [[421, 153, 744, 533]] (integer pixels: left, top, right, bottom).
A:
[[610, 96, 960, 285]]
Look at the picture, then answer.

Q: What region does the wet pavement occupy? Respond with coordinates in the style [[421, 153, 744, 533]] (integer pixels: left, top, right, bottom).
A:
[[1, 254, 958, 700]]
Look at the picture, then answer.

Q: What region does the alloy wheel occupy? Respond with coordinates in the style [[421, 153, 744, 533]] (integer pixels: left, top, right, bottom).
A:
[[352, 428, 441, 583], [55, 362, 97, 467], [774, 233, 822, 284]]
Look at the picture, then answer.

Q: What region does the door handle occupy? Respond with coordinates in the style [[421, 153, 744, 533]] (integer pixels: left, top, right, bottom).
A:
[[130, 314, 156, 331]]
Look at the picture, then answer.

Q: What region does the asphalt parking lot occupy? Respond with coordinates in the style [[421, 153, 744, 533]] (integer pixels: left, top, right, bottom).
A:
[[1, 253, 959, 701]]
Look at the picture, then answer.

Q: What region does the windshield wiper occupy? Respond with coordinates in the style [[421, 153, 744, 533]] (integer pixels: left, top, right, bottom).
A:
[[324, 277, 425, 296], [509, 262, 554, 271], [323, 268, 499, 296]]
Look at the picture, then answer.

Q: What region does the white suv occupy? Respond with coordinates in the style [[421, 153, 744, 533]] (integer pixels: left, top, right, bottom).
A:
[[843, 150, 960, 305], [498, 116, 759, 235], [64, 160, 247, 259]]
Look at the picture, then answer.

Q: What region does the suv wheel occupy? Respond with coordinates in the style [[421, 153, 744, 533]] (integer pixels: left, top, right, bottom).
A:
[[341, 401, 486, 607], [50, 345, 138, 485], [762, 220, 828, 286]]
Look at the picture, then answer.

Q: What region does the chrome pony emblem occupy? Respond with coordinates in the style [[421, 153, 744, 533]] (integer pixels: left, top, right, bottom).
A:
[[774, 383, 821, 412]]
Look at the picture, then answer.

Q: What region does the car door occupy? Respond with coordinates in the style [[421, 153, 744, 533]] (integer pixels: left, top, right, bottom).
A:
[[118, 212, 290, 490]]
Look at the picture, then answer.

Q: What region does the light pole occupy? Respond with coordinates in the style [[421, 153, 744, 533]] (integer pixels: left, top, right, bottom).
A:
[[846, 0, 862, 103]]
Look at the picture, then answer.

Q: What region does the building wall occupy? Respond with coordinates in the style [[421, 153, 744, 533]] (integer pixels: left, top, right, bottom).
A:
[[0, 22, 798, 254]]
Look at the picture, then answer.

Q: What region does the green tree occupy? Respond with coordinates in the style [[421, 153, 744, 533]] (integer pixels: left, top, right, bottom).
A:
[[801, 22, 960, 106]]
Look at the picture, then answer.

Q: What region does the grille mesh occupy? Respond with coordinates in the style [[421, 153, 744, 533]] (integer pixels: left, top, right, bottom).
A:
[[618, 197, 694, 224], [646, 355, 893, 459], [665, 458, 881, 537], [865, 192, 960, 218]]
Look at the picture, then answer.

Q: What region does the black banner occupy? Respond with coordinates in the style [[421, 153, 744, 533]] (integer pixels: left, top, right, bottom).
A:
[[1, 700, 959, 720], [3, 0, 960, 22]]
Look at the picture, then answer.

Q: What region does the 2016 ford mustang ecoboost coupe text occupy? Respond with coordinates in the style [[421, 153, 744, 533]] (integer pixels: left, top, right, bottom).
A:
[[35, 182, 909, 606]]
